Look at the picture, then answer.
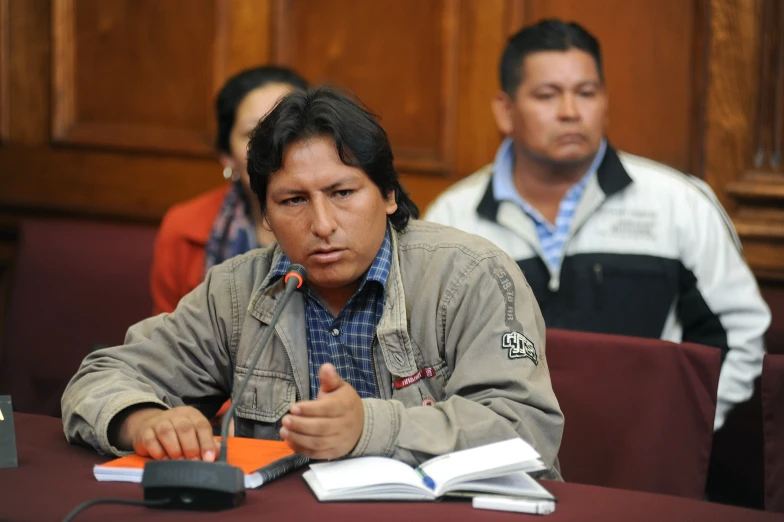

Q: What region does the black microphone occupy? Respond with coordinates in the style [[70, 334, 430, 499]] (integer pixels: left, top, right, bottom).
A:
[[141, 264, 307, 511]]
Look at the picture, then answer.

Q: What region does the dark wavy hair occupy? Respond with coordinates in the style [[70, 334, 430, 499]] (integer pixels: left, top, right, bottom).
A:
[[501, 19, 603, 97], [215, 65, 308, 155], [246, 86, 419, 231]]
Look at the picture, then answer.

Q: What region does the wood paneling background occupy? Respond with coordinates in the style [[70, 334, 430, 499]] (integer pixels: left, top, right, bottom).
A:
[[274, 0, 460, 176], [704, 0, 784, 282], [0, 0, 781, 279]]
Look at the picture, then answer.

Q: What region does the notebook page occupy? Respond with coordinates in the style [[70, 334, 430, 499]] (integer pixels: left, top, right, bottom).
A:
[[308, 457, 426, 493], [419, 438, 541, 494], [453, 471, 555, 499]]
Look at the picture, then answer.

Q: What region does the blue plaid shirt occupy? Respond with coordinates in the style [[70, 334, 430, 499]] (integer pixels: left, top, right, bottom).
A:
[[492, 137, 607, 271], [265, 231, 391, 399]]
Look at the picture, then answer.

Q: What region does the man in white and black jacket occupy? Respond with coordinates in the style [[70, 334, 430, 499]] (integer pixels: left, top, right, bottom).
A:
[[424, 19, 770, 431]]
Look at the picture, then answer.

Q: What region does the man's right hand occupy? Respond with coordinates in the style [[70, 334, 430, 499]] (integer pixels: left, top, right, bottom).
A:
[[113, 406, 218, 462]]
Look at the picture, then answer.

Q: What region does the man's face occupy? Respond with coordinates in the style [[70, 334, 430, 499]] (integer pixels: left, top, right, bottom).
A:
[[263, 136, 397, 301], [493, 49, 607, 167]]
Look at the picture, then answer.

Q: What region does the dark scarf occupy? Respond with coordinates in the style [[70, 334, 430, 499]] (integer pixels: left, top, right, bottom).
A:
[[204, 181, 259, 274]]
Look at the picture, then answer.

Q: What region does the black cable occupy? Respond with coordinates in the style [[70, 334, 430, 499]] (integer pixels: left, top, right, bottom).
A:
[[62, 497, 170, 522]]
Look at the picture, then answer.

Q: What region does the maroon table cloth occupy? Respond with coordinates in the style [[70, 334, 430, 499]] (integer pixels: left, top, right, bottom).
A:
[[0, 413, 779, 522]]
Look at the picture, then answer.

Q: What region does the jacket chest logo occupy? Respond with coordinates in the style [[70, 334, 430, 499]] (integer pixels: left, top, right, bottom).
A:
[[502, 332, 538, 365]]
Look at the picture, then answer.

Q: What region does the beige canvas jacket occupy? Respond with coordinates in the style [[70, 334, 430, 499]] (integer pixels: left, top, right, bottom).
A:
[[62, 220, 564, 476]]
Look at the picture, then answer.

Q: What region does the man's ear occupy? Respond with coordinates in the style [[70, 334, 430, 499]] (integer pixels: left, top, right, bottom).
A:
[[384, 190, 398, 216], [491, 91, 514, 136]]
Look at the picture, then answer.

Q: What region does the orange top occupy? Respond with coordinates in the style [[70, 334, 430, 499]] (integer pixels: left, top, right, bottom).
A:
[[150, 184, 231, 315]]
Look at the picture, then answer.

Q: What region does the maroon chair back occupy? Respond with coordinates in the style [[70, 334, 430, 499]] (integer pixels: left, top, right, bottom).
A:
[[763, 353, 784, 513], [546, 328, 721, 499], [761, 284, 784, 355], [0, 218, 157, 417], [703, 284, 782, 510]]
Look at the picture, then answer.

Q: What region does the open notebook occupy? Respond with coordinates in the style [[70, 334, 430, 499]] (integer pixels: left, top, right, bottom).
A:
[[93, 437, 308, 489], [302, 438, 555, 503]]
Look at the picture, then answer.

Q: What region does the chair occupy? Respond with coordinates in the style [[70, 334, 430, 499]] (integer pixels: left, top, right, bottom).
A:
[[705, 380, 764, 509], [546, 328, 722, 499], [0, 218, 157, 418], [761, 284, 784, 355], [763, 353, 784, 513], [703, 284, 779, 509]]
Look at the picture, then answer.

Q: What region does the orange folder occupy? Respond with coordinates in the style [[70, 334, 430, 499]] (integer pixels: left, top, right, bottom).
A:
[[93, 437, 306, 489]]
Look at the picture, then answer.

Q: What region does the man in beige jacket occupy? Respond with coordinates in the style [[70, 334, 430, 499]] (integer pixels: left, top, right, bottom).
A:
[[62, 87, 563, 476]]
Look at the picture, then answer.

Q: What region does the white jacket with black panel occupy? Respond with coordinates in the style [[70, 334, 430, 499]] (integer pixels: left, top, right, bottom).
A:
[[425, 145, 771, 431]]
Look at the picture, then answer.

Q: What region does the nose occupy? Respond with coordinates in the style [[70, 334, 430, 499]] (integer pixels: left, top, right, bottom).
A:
[[310, 195, 338, 238], [558, 93, 579, 121]]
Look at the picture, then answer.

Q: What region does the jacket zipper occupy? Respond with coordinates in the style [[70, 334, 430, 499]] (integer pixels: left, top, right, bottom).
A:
[[593, 263, 603, 309]]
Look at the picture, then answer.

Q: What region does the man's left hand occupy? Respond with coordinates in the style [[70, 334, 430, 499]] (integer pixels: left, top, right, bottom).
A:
[[279, 363, 364, 459]]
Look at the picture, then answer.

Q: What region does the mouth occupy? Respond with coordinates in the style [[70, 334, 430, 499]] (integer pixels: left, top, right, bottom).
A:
[[556, 133, 586, 144], [309, 248, 346, 264]]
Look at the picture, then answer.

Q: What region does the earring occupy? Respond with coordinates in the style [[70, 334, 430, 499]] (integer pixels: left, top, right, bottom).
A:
[[223, 166, 233, 180]]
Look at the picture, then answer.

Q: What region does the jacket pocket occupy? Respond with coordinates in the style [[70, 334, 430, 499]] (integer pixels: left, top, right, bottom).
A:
[[232, 369, 296, 423], [591, 258, 676, 338]]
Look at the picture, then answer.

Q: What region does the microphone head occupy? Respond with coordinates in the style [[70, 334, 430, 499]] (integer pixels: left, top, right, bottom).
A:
[[283, 264, 307, 289]]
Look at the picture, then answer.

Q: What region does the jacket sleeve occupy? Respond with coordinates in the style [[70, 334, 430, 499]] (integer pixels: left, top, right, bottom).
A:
[[351, 251, 564, 475], [62, 265, 235, 456], [676, 179, 771, 431]]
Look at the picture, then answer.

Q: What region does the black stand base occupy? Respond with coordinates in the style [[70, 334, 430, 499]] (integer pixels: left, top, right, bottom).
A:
[[141, 460, 246, 511]]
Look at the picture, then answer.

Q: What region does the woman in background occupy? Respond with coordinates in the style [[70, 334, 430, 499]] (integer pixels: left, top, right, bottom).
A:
[[151, 66, 308, 314]]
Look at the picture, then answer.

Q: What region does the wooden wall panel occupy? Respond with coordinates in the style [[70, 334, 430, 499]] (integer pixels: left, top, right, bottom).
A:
[[0, 147, 224, 221], [453, 0, 507, 178], [511, 0, 700, 175], [0, 0, 707, 221], [704, 0, 784, 280], [223, 0, 273, 78], [53, 0, 230, 155], [0, 0, 272, 222], [5, 0, 49, 145], [1, 0, 780, 281], [0, 0, 8, 142], [274, 0, 459, 176]]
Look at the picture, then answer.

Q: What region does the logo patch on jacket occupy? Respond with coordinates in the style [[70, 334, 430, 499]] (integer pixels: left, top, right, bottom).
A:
[[502, 331, 538, 365]]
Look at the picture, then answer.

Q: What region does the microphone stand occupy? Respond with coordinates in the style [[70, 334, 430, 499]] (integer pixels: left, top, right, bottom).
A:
[[141, 264, 307, 511]]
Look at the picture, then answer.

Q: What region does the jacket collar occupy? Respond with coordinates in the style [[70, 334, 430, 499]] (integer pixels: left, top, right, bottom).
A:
[[248, 246, 311, 401], [476, 142, 632, 224], [374, 226, 419, 378]]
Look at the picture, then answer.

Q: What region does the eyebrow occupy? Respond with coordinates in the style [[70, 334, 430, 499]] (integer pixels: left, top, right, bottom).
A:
[[270, 176, 358, 198], [534, 80, 601, 90]]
